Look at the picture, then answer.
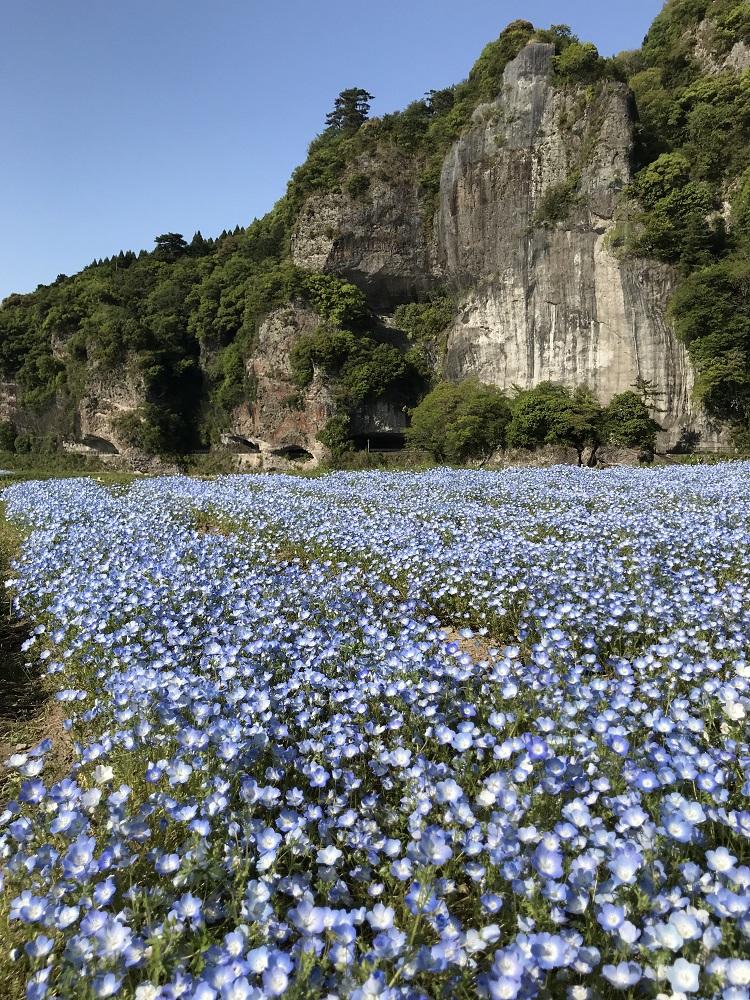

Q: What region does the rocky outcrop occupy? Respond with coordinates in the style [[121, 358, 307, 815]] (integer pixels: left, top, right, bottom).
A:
[[227, 304, 333, 464], [293, 42, 725, 449], [75, 367, 146, 455], [291, 146, 436, 308], [437, 44, 721, 446], [693, 19, 750, 75]]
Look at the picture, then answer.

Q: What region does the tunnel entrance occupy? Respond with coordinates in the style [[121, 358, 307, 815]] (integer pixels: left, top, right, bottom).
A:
[[352, 432, 406, 453], [270, 445, 314, 462]]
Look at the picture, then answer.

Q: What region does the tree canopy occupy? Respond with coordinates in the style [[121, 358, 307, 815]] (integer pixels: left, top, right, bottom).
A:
[[325, 88, 374, 132], [406, 381, 511, 462]]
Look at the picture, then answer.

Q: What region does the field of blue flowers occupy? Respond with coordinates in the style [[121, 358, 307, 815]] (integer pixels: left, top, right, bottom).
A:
[[1, 466, 750, 1000]]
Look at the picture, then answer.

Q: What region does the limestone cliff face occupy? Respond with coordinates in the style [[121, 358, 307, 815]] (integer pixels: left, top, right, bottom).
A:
[[437, 43, 713, 445], [75, 367, 145, 455], [227, 304, 334, 464], [693, 19, 750, 75], [293, 42, 724, 448], [291, 145, 436, 307]]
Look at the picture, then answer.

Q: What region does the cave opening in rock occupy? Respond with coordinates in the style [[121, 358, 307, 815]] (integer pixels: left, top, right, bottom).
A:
[[270, 445, 314, 462], [352, 432, 406, 452], [221, 434, 260, 453], [82, 435, 119, 455]]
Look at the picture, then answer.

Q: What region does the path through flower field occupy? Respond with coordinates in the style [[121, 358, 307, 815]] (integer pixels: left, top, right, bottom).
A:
[[1, 467, 750, 999]]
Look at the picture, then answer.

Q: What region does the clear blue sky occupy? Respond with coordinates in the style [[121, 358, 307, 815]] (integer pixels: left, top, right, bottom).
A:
[[1, 1, 664, 300]]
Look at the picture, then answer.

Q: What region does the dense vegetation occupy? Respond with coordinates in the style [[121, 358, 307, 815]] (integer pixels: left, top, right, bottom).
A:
[[1, 1, 749, 458], [408, 382, 659, 465], [613, 0, 750, 434], [0, 211, 297, 453]]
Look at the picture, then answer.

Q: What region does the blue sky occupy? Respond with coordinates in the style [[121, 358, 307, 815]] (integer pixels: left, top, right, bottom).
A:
[[1, 1, 664, 299]]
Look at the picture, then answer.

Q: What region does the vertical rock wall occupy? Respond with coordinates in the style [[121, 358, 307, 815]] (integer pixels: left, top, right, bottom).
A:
[[293, 42, 725, 448]]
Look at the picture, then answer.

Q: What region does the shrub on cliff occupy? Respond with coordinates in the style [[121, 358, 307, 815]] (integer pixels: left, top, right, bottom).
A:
[[407, 381, 511, 462], [300, 273, 369, 329], [553, 41, 604, 81], [290, 328, 358, 387], [669, 256, 750, 426]]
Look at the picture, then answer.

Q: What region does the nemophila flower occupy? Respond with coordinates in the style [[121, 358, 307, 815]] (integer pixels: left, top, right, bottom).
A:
[[419, 829, 453, 866], [597, 903, 625, 932], [367, 903, 396, 930], [92, 972, 122, 998], [707, 846, 738, 873], [10, 891, 48, 924], [531, 932, 573, 970], [666, 957, 701, 993], [316, 845, 342, 866], [24, 934, 54, 959], [727, 959, 750, 986], [405, 881, 439, 915], [2, 467, 750, 996], [169, 893, 203, 927], [62, 834, 97, 880], [602, 962, 642, 988], [533, 842, 563, 880], [155, 853, 181, 875], [608, 847, 643, 884]]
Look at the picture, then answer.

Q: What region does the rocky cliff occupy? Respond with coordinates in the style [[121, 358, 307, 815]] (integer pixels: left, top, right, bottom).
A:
[[2, 6, 747, 466], [291, 42, 722, 449]]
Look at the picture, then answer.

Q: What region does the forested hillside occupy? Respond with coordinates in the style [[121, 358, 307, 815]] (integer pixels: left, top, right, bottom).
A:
[[1, 0, 748, 461]]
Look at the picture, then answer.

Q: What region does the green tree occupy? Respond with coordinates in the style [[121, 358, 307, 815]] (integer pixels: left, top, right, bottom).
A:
[[0, 421, 16, 452], [632, 153, 691, 208], [153, 233, 188, 261], [546, 386, 605, 465], [325, 89, 374, 132], [318, 413, 353, 460], [407, 380, 510, 462], [506, 382, 572, 449], [507, 383, 604, 464], [603, 391, 660, 452], [669, 256, 750, 426], [188, 231, 211, 257], [290, 328, 357, 387], [553, 41, 603, 80], [300, 273, 369, 328]]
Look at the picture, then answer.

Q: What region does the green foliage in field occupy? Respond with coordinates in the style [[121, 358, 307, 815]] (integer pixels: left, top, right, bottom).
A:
[[317, 413, 354, 461], [506, 383, 659, 462], [507, 383, 598, 458], [602, 390, 661, 451], [407, 380, 657, 466], [406, 381, 511, 462]]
